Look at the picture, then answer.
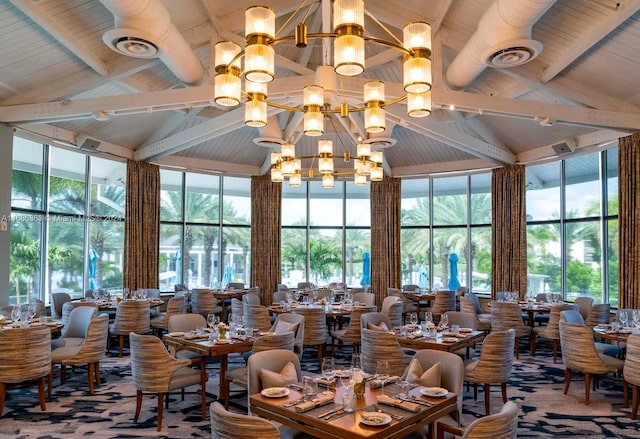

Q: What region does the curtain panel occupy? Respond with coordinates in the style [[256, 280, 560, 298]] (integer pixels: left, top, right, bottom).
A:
[[250, 175, 281, 305], [491, 165, 527, 299], [123, 160, 160, 291], [370, 177, 402, 307], [619, 133, 640, 309]]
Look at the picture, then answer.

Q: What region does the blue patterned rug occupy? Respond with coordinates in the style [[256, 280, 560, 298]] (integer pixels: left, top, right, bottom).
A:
[[1, 342, 640, 438]]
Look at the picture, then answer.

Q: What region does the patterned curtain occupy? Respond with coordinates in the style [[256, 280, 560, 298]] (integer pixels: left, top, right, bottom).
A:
[[370, 177, 402, 308], [619, 133, 640, 309], [491, 165, 527, 299], [123, 160, 160, 290], [251, 175, 281, 305]]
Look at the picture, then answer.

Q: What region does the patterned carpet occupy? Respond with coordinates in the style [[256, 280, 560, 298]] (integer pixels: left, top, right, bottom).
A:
[[2, 341, 640, 438]]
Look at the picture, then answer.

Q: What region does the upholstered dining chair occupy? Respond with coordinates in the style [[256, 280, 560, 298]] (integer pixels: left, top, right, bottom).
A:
[[247, 349, 302, 414], [270, 312, 305, 358], [51, 290, 72, 320], [108, 299, 150, 357], [436, 401, 519, 439], [330, 305, 376, 355], [352, 292, 375, 307], [297, 282, 314, 290], [531, 303, 578, 363], [402, 349, 464, 429], [51, 305, 98, 349], [429, 290, 457, 319], [559, 321, 624, 405], [559, 310, 620, 358], [380, 296, 403, 328], [129, 332, 207, 431], [49, 313, 109, 397], [360, 311, 393, 331], [464, 329, 515, 416], [460, 296, 491, 332], [210, 401, 281, 439], [230, 298, 243, 324], [624, 334, 640, 419], [444, 311, 478, 358], [226, 282, 245, 290], [224, 332, 295, 409], [292, 306, 327, 366], [585, 303, 612, 327], [0, 325, 51, 417], [191, 288, 222, 317], [60, 301, 98, 327], [402, 284, 420, 292], [490, 301, 531, 359], [242, 293, 261, 305], [387, 287, 418, 322], [574, 296, 594, 321], [272, 291, 288, 304], [243, 304, 272, 332], [150, 295, 184, 335], [360, 327, 413, 376]]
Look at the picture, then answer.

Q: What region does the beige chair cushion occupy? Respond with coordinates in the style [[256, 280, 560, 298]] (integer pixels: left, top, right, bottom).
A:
[[405, 359, 441, 387], [260, 361, 298, 389], [367, 321, 389, 332], [273, 320, 299, 335]]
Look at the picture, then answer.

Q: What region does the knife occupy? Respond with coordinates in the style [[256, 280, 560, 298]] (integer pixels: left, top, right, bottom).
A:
[[406, 396, 434, 407], [318, 407, 341, 418]]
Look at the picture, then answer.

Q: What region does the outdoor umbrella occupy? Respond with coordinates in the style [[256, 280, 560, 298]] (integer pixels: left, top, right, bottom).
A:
[[222, 265, 233, 287], [360, 252, 371, 286], [448, 253, 461, 290], [419, 265, 428, 289], [88, 249, 98, 290]]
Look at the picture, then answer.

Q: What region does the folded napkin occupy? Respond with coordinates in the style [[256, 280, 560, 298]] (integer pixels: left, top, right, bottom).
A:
[[184, 332, 209, 340], [294, 393, 335, 413], [376, 395, 421, 413], [316, 377, 338, 388], [442, 332, 467, 338], [368, 376, 400, 388]]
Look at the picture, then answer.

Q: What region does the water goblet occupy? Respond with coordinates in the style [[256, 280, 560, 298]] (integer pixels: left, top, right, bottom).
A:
[[375, 359, 390, 390], [27, 304, 37, 321], [425, 311, 433, 324], [321, 357, 335, 391], [619, 310, 628, 328], [11, 304, 20, 322], [409, 312, 418, 326]]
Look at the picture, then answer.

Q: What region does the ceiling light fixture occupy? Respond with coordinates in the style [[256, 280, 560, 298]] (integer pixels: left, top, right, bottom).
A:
[[213, 0, 432, 185]]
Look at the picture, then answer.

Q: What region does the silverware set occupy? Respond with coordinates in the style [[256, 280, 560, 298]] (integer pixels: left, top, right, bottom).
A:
[[318, 407, 344, 420], [282, 397, 305, 408], [401, 396, 434, 407]]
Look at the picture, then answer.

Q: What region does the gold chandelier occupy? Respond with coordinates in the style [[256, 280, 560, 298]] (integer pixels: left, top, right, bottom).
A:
[[213, 0, 432, 185]]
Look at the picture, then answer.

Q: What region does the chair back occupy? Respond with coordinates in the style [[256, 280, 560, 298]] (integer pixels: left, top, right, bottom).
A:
[[460, 297, 477, 316], [402, 284, 420, 292], [624, 334, 640, 386], [111, 300, 150, 335], [574, 296, 594, 321], [61, 301, 98, 327], [541, 304, 578, 339], [560, 309, 585, 324], [152, 296, 185, 329], [168, 313, 206, 333], [381, 296, 403, 327], [456, 286, 469, 297], [297, 282, 314, 290], [361, 328, 411, 376], [210, 401, 280, 439], [247, 349, 302, 396], [444, 311, 476, 330], [227, 282, 245, 290], [243, 304, 272, 332], [360, 312, 392, 331], [252, 331, 295, 353], [559, 321, 613, 373], [0, 326, 51, 384], [62, 305, 98, 339], [353, 292, 375, 307], [272, 291, 287, 304], [65, 313, 109, 364], [51, 290, 72, 319], [292, 307, 327, 346], [469, 329, 515, 383], [242, 294, 260, 305], [431, 290, 456, 315], [191, 289, 218, 316], [461, 401, 518, 439], [466, 293, 484, 315], [585, 303, 611, 327], [230, 298, 243, 323], [490, 302, 529, 337], [277, 284, 289, 292], [340, 305, 377, 342], [387, 287, 415, 311], [270, 313, 305, 356]]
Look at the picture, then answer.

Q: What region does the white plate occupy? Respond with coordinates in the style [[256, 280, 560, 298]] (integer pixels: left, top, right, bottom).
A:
[[421, 387, 448, 397], [261, 387, 290, 398], [442, 337, 458, 342], [168, 332, 184, 337], [360, 413, 392, 426], [459, 327, 473, 333]]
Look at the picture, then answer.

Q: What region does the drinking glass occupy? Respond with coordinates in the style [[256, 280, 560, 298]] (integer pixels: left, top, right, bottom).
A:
[[207, 313, 219, 330], [634, 310, 640, 328], [351, 352, 362, 370], [27, 304, 37, 321], [11, 305, 20, 322], [440, 313, 449, 329], [321, 357, 335, 391], [409, 312, 418, 326], [375, 359, 390, 389], [425, 312, 433, 324], [619, 310, 628, 328]]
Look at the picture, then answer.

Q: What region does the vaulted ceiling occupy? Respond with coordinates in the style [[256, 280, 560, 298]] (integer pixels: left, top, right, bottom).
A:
[[1, 0, 639, 185]]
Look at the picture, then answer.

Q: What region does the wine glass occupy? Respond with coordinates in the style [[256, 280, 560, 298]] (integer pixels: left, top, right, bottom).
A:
[[440, 313, 449, 329], [634, 310, 640, 328], [376, 359, 390, 390], [27, 304, 37, 321], [409, 312, 418, 326], [11, 304, 20, 322], [425, 311, 433, 324], [619, 310, 628, 328], [321, 357, 335, 391], [207, 313, 219, 330]]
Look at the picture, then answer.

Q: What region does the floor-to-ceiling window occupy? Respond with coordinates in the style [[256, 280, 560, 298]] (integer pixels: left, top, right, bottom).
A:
[[400, 173, 491, 292], [10, 137, 125, 304], [159, 171, 251, 290], [281, 180, 370, 287], [526, 147, 618, 304]]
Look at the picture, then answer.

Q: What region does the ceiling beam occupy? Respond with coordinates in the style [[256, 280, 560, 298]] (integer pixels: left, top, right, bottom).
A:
[[393, 158, 497, 177], [153, 155, 261, 176], [517, 129, 625, 163], [432, 88, 640, 131], [9, 0, 109, 76], [539, 0, 640, 83]]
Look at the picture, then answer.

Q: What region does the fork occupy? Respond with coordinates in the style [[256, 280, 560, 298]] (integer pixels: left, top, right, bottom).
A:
[[377, 408, 404, 421]]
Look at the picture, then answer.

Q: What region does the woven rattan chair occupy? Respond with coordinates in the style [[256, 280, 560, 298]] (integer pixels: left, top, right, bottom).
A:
[[210, 401, 281, 439], [464, 329, 515, 415], [108, 299, 150, 357], [150, 296, 184, 334], [490, 302, 531, 359], [388, 287, 418, 322], [60, 301, 98, 327], [460, 296, 491, 332], [559, 321, 624, 405], [430, 290, 457, 318], [292, 306, 327, 366], [586, 303, 611, 327], [361, 328, 412, 376], [353, 292, 375, 307], [224, 332, 295, 409], [49, 313, 109, 397], [243, 304, 272, 332], [574, 296, 594, 321], [624, 334, 640, 419], [242, 293, 260, 305], [51, 290, 72, 320], [0, 325, 51, 417], [381, 296, 403, 328], [129, 332, 206, 431], [330, 305, 376, 355], [270, 312, 305, 358], [531, 303, 577, 363], [191, 289, 222, 317], [360, 312, 392, 331], [51, 305, 98, 349], [436, 401, 518, 439]]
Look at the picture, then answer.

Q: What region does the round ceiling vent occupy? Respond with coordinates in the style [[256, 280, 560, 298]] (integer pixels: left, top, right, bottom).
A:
[[253, 137, 286, 148], [363, 137, 397, 149], [103, 28, 162, 58], [481, 39, 543, 68]]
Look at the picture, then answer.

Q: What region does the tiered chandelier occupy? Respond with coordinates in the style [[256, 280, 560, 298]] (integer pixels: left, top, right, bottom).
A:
[[213, 0, 432, 186]]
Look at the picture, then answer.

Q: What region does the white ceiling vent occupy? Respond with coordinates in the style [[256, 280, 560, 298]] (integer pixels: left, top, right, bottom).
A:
[[363, 137, 397, 149], [482, 39, 543, 68], [253, 137, 287, 148], [103, 29, 160, 58]]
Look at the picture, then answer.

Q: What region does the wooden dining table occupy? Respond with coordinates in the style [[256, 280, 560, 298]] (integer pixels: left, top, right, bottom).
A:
[[250, 382, 456, 439], [397, 329, 484, 358], [268, 303, 353, 330]]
